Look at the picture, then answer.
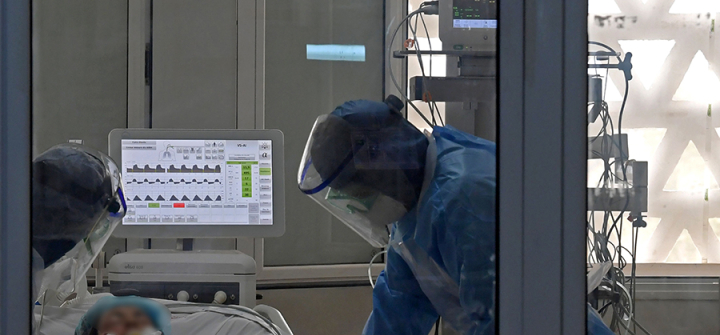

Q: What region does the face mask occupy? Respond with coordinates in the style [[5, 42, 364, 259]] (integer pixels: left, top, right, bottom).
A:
[[327, 188, 408, 227], [299, 113, 423, 247], [320, 187, 407, 248]]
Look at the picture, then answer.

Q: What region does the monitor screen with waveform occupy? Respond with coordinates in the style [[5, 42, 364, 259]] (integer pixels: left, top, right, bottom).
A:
[[121, 139, 274, 226]]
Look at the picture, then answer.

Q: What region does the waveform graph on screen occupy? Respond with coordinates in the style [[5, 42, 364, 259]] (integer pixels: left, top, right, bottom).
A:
[[123, 162, 226, 207], [120, 138, 273, 226], [129, 164, 222, 174], [126, 164, 168, 173]]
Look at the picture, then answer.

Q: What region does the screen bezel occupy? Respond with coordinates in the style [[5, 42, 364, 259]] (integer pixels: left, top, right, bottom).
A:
[[109, 128, 285, 238], [451, 0, 497, 27], [439, 0, 497, 51]]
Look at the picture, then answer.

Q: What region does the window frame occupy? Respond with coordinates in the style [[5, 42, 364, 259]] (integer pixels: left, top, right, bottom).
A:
[[0, 0, 32, 332], [497, 0, 589, 333]]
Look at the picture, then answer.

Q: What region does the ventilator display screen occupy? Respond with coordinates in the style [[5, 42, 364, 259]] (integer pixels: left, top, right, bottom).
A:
[[121, 139, 273, 225], [452, 0, 497, 29]]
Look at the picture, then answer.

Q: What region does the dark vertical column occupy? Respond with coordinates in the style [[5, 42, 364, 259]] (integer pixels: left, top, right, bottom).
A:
[[0, 0, 32, 333], [498, 0, 588, 333]]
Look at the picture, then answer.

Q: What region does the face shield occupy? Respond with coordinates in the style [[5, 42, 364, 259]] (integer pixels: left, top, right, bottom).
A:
[[298, 113, 426, 248], [32, 144, 127, 306]]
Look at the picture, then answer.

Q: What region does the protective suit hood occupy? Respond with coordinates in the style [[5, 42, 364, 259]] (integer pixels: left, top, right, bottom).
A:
[[32, 144, 126, 307], [298, 97, 428, 247]]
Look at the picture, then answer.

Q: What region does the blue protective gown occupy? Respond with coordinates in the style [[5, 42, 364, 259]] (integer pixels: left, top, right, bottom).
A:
[[588, 304, 615, 335], [363, 125, 614, 335], [363, 125, 496, 335]]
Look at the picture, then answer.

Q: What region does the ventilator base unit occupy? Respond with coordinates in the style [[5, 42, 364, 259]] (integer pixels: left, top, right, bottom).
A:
[[108, 249, 256, 307]]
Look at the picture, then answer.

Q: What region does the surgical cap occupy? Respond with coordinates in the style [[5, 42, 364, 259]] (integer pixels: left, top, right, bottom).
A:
[[75, 296, 172, 335], [32, 144, 117, 267]]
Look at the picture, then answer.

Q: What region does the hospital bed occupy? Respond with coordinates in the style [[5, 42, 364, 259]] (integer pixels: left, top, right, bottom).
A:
[[34, 293, 294, 335]]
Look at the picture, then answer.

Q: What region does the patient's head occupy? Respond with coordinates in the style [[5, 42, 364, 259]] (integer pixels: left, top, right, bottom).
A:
[[95, 305, 153, 335], [75, 296, 171, 335]]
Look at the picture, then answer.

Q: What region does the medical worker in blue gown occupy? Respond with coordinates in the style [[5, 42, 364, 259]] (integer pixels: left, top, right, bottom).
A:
[[32, 145, 127, 328], [33, 144, 174, 335], [33, 144, 127, 305], [298, 96, 613, 335]]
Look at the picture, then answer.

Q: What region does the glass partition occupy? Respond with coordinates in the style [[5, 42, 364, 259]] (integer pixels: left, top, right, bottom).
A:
[[587, 0, 719, 333], [26, 0, 498, 334], [263, 0, 385, 266]]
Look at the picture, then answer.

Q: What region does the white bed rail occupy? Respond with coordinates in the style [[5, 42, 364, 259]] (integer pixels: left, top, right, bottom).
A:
[[254, 305, 293, 335]]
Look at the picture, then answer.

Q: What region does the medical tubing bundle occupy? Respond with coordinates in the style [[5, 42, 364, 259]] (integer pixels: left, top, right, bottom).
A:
[[387, 2, 443, 127], [587, 41, 652, 335]]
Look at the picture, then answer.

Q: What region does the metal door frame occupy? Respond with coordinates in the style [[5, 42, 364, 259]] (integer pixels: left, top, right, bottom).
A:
[[0, 0, 593, 330], [497, 0, 588, 333], [0, 0, 32, 333]]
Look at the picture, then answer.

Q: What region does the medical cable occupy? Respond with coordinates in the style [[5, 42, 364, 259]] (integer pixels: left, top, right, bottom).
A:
[[409, 9, 438, 126], [388, 9, 432, 126], [588, 41, 654, 335], [415, 3, 444, 126], [417, 8, 444, 126], [388, 8, 435, 127], [588, 43, 628, 259], [35, 288, 84, 334], [589, 41, 631, 182], [368, 250, 387, 288], [35, 291, 48, 335], [603, 58, 611, 102], [409, 14, 435, 126], [616, 281, 634, 335]]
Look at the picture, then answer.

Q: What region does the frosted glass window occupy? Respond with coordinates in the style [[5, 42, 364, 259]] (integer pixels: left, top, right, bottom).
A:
[[588, 0, 719, 265]]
